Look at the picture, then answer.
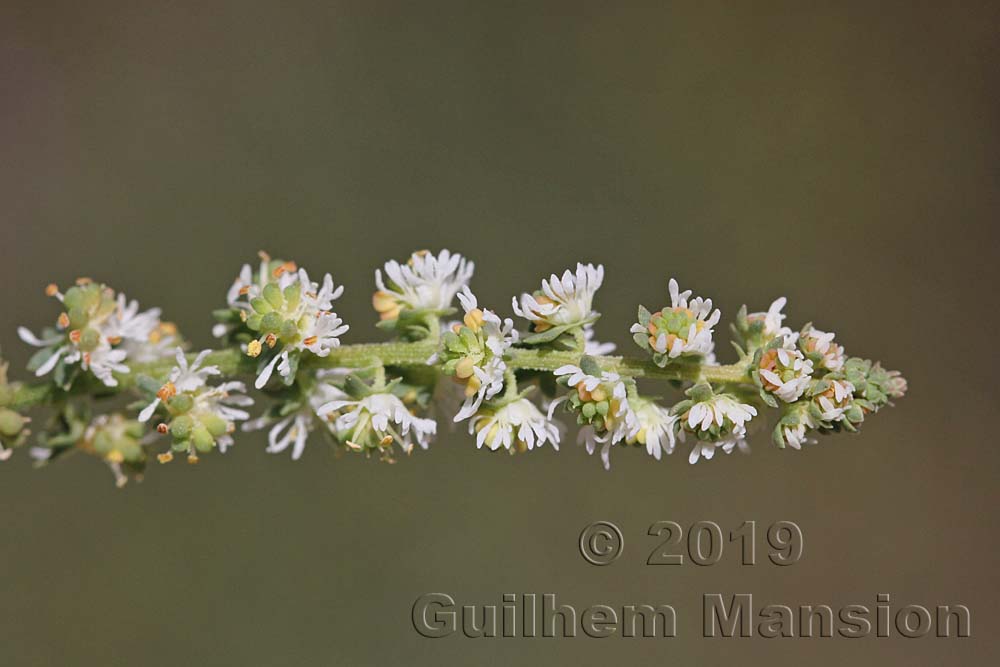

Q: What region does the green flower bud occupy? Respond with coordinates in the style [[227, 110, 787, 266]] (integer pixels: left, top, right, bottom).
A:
[[0, 408, 26, 438], [170, 414, 194, 440], [191, 426, 215, 452]]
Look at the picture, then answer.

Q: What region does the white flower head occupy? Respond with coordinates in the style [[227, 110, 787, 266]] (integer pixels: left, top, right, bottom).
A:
[[468, 397, 560, 452], [632, 278, 720, 360], [813, 379, 855, 422], [783, 422, 816, 450], [553, 363, 639, 468], [757, 344, 814, 403], [798, 325, 846, 372], [687, 426, 750, 464], [373, 249, 474, 319], [244, 379, 347, 461], [681, 391, 757, 441], [139, 348, 221, 422], [747, 297, 796, 344], [513, 263, 603, 333], [190, 380, 253, 453], [628, 398, 678, 461], [318, 392, 437, 456], [434, 287, 518, 422], [18, 282, 162, 388], [245, 268, 349, 389]]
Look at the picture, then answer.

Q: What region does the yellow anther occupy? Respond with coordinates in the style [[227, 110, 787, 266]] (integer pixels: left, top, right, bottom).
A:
[[157, 452, 174, 464], [379, 435, 394, 448], [156, 381, 177, 402], [303, 335, 318, 347], [75, 277, 92, 285], [247, 340, 263, 357], [455, 357, 476, 379], [68, 329, 81, 343], [272, 261, 297, 278], [372, 290, 397, 313], [464, 374, 482, 397], [264, 333, 277, 348], [57, 313, 70, 329], [590, 387, 607, 403], [156, 423, 169, 434], [463, 308, 484, 331], [345, 440, 363, 451], [44, 283, 59, 297], [187, 453, 199, 464]]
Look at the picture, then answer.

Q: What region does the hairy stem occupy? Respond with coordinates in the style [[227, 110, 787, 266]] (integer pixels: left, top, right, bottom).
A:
[[8, 340, 751, 411]]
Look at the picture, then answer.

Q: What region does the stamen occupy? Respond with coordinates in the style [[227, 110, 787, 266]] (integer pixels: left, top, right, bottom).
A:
[[156, 382, 177, 402], [157, 452, 174, 464]]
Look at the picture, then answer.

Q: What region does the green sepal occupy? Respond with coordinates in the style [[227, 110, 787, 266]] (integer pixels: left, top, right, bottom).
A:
[[772, 421, 786, 448], [685, 382, 713, 402], [579, 355, 603, 377], [26, 346, 56, 374], [343, 374, 372, 400]]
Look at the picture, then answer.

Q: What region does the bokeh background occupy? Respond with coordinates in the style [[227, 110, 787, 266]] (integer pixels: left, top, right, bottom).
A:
[[1, 1, 997, 664]]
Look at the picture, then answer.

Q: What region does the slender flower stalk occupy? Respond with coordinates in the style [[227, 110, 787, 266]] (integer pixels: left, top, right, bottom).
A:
[[0, 250, 908, 484]]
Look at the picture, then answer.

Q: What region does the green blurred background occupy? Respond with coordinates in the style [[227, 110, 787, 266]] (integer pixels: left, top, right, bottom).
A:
[[1, 1, 997, 664]]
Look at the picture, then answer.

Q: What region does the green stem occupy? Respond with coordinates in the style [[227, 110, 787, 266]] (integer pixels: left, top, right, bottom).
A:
[[7, 340, 751, 411]]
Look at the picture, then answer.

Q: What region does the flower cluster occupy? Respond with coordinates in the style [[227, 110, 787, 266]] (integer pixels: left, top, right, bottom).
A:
[[513, 263, 604, 345], [373, 250, 474, 332], [3, 249, 907, 484], [138, 349, 253, 463], [432, 287, 518, 422], [672, 384, 758, 464], [632, 278, 720, 365], [243, 268, 348, 388], [18, 280, 169, 389], [551, 358, 639, 469]]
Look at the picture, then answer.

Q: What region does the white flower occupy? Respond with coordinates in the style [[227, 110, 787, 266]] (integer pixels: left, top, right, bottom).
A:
[[139, 350, 203, 416], [191, 380, 253, 452], [783, 423, 815, 450], [248, 268, 349, 389], [748, 297, 795, 343], [121, 322, 181, 363], [468, 397, 560, 452], [104, 294, 162, 344], [18, 284, 161, 388], [318, 392, 437, 454], [687, 426, 750, 464], [138, 349, 221, 421], [578, 426, 614, 470], [632, 278, 720, 359], [83, 343, 130, 387], [554, 364, 639, 469], [799, 325, 845, 372], [438, 287, 519, 422], [629, 399, 677, 461], [688, 440, 719, 464], [373, 249, 474, 318], [512, 263, 603, 332], [684, 394, 757, 433], [757, 345, 814, 403], [244, 380, 347, 460], [814, 379, 855, 422], [583, 326, 615, 355]]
